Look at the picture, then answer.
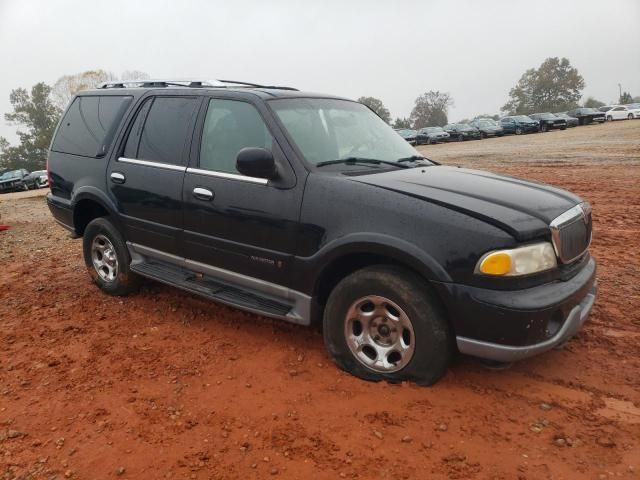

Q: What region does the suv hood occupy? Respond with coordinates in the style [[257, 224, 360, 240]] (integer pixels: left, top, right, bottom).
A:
[[354, 166, 581, 241]]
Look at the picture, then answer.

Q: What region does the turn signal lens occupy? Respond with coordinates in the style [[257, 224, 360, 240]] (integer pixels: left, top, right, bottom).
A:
[[476, 242, 557, 277], [479, 253, 511, 275]]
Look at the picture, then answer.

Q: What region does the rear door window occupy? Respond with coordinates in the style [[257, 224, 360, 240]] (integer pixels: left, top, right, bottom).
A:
[[136, 97, 199, 165], [52, 95, 132, 157]]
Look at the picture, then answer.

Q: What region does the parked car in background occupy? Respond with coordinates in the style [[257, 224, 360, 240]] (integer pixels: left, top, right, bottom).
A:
[[554, 113, 580, 128], [443, 123, 482, 141], [603, 105, 633, 121], [566, 108, 605, 125], [529, 113, 568, 132], [395, 129, 418, 145], [25, 170, 49, 189], [499, 115, 539, 135], [0, 169, 30, 193], [468, 118, 504, 138], [416, 126, 450, 144], [625, 103, 640, 118]]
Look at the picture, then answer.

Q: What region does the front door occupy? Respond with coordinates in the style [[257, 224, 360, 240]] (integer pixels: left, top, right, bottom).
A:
[[181, 97, 302, 287], [108, 95, 201, 254]]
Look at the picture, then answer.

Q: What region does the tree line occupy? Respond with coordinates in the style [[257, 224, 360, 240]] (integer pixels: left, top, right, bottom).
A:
[[0, 70, 149, 172], [1, 59, 638, 171]]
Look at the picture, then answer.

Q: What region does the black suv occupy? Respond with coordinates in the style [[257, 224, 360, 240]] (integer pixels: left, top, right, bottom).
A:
[[47, 79, 597, 385], [529, 113, 568, 132]]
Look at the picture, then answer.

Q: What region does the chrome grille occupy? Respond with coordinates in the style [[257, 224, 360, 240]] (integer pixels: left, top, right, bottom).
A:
[[550, 203, 592, 264]]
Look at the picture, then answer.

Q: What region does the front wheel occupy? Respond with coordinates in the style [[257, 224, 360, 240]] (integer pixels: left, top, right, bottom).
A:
[[83, 217, 142, 296], [323, 266, 452, 386], [515, 127, 523, 135], [607, 115, 613, 122], [628, 114, 633, 120], [457, 134, 464, 142]]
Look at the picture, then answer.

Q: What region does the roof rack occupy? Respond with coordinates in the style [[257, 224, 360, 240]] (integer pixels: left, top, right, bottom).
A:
[[97, 79, 298, 91]]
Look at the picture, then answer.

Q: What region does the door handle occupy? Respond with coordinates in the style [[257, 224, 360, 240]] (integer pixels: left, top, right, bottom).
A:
[[193, 187, 214, 201], [110, 172, 126, 184]]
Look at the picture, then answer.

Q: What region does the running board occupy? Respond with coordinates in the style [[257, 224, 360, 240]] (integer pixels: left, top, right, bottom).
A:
[[131, 260, 294, 320]]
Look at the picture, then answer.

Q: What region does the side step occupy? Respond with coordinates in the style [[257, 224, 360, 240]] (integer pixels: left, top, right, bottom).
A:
[[131, 260, 292, 318]]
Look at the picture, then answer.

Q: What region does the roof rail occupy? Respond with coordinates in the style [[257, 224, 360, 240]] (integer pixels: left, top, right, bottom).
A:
[[97, 79, 298, 91]]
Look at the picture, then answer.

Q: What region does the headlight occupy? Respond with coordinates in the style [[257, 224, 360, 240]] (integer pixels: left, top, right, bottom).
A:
[[475, 242, 557, 276]]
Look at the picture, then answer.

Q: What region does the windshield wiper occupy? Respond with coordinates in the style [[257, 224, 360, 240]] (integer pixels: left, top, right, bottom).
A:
[[316, 157, 409, 168]]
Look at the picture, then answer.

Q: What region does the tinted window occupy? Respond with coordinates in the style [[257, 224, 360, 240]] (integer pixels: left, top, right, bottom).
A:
[[199, 99, 273, 173], [123, 98, 153, 158], [52, 95, 132, 157], [137, 97, 199, 164]]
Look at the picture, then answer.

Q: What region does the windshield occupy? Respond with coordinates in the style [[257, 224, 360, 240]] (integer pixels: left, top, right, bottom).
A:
[[270, 98, 421, 166], [0, 170, 20, 180], [396, 129, 416, 137], [458, 124, 475, 131], [515, 115, 533, 122], [477, 120, 496, 126], [425, 127, 443, 132]]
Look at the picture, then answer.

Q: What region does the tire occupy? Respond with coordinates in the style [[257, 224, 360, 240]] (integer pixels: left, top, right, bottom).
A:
[[515, 127, 523, 135], [426, 138, 432, 145], [607, 115, 613, 122], [457, 134, 464, 142], [628, 114, 633, 120], [323, 265, 452, 386], [83, 217, 142, 296], [481, 132, 487, 139]]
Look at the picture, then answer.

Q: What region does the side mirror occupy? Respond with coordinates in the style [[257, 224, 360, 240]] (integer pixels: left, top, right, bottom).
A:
[[236, 148, 277, 180]]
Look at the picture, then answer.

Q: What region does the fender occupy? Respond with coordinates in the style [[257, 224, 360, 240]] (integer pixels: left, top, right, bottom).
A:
[[293, 232, 451, 296], [71, 186, 124, 233]]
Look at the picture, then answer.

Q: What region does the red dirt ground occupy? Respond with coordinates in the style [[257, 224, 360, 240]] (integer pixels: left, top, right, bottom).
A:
[[1, 121, 639, 479]]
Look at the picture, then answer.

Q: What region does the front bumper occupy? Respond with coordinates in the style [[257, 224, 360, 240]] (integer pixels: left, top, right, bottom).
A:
[[436, 256, 597, 362], [457, 280, 596, 362]]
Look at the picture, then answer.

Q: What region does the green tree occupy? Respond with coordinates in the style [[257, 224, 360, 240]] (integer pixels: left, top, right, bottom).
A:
[[0, 83, 61, 171], [583, 97, 605, 108], [409, 91, 453, 129], [357, 96, 391, 123], [619, 91, 633, 104], [393, 117, 412, 129], [502, 57, 585, 114]]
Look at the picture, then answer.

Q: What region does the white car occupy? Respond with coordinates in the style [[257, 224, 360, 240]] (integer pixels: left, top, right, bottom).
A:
[[603, 105, 634, 121], [625, 103, 640, 119]]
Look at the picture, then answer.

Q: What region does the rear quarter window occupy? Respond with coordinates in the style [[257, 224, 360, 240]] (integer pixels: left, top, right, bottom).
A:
[[51, 95, 133, 157]]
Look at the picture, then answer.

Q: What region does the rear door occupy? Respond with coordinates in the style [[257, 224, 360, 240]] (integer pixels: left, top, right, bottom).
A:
[[108, 94, 201, 254], [181, 96, 302, 287]]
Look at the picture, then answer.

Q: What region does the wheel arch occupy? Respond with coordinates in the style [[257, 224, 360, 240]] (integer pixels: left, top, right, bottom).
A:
[[71, 187, 120, 236], [308, 236, 451, 327]]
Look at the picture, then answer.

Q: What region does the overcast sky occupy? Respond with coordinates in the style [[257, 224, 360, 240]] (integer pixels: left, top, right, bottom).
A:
[[0, 0, 638, 142]]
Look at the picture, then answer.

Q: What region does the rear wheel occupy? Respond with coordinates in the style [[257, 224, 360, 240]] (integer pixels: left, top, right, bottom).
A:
[[323, 266, 452, 386], [83, 217, 142, 296]]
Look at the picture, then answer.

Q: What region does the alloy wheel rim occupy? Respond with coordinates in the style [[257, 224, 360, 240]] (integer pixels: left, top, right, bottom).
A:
[[91, 234, 118, 282], [344, 295, 416, 373]]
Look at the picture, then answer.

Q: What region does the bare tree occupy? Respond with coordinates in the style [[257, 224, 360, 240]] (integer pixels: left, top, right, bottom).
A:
[[51, 69, 152, 110], [120, 70, 151, 81], [51, 70, 117, 110]]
